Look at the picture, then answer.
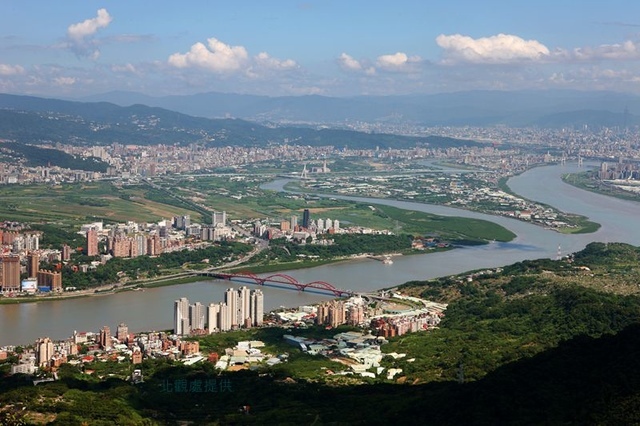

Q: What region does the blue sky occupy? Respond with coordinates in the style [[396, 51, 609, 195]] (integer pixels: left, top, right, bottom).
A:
[[2, 1, 640, 97]]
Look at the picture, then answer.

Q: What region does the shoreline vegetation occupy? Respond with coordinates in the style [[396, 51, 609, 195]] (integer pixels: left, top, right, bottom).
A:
[[562, 170, 640, 203], [284, 170, 600, 236], [497, 175, 601, 234]]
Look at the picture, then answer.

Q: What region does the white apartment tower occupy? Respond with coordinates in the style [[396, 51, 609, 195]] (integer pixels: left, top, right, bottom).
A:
[[212, 211, 226, 227], [174, 297, 190, 335], [218, 302, 232, 332], [250, 289, 264, 326], [37, 337, 54, 367], [207, 303, 220, 333], [239, 286, 251, 325], [224, 288, 239, 327], [189, 301, 206, 331]]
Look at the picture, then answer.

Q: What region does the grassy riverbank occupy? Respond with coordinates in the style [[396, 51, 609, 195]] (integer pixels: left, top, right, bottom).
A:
[[562, 171, 640, 203], [498, 175, 600, 234]]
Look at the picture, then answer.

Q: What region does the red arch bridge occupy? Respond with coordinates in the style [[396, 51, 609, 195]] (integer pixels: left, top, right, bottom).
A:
[[196, 271, 354, 297]]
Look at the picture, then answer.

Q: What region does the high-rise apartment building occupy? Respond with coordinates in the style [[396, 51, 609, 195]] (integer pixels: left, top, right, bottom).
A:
[[348, 305, 365, 326], [316, 300, 346, 327], [175, 288, 263, 335], [238, 286, 251, 325], [328, 301, 346, 328], [189, 302, 205, 331], [174, 297, 190, 335], [302, 209, 310, 229], [27, 252, 40, 278], [316, 302, 330, 325], [116, 323, 129, 342], [37, 270, 62, 291], [36, 337, 54, 367], [212, 211, 226, 227], [1, 255, 21, 292], [61, 244, 72, 261], [99, 326, 112, 350], [207, 303, 220, 333], [218, 302, 232, 332], [86, 228, 99, 256], [175, 215, 190, 230], [225, 288, 239, 327], [250, 289, 264, 327]]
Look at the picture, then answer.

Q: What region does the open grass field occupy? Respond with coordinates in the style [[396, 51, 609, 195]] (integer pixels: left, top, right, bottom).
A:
[[0, 181, 198, 226], [373, 204, 516, 242]]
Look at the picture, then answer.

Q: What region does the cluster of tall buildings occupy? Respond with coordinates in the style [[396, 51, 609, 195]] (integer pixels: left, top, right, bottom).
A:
[[253, 209, 341, 241], [174, 286, 264, 335], [0, 226, 50, 293], [370, 312, 443, 338], [0, 229, 40, 252], [84, 211, 231, 259], [0, 251, 62, 293], [300, 209, 341, 233], [598, 161, 640, 180], [109, 234, 163, 258], [316, 300, 365, 327]]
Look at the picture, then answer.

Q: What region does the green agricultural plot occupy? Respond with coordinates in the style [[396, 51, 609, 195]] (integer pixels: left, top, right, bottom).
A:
[[0, 181, 199, 226], [373, 204, 516, 242]]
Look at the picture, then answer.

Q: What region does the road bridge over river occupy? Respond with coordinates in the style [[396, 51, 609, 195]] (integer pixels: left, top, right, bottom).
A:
[[189, 270, 385, 300]]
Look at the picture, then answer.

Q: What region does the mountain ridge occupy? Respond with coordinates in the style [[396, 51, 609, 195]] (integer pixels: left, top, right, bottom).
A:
[[75, 89, 640, 127], [0, 93, 479, 150]]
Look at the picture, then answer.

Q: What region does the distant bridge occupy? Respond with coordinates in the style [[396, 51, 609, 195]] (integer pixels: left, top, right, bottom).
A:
[[194, 270, 355, 297]]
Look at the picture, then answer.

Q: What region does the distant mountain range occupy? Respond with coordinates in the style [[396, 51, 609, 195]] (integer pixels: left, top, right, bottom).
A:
[[1, 89, 638, 155], [0, 93, 477, 149], [77, 89, 640, 128]]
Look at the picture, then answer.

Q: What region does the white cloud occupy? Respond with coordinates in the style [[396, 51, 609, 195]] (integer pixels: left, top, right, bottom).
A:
[[339, 53, 362, 71], [67, 9, 112, 41], [570, 40, 640, 61], [66, 9, 112, 59], [0, 64, 25, 76], [254, 52, 297, 70], [338, 53, 376, 75], [111, 63, 138, 74], [168, 38, 249, 73], [375, 52, 421, 72], [53, 76, 76, 86], [436, 33, 550, 64]]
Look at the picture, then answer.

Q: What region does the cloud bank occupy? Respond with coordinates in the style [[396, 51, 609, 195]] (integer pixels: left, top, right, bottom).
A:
[[436, 33, 550, 64], [168, 37, 299, 79], [168, 38, 249, 72], [66, 8, 113, 59], [0, 64, 25, 76]]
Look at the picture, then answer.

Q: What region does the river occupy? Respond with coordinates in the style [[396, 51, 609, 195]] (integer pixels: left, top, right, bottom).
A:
[[2, 162, 640, 346]]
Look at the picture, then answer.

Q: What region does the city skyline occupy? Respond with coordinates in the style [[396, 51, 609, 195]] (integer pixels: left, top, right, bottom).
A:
[[2, 2, 640, 97]]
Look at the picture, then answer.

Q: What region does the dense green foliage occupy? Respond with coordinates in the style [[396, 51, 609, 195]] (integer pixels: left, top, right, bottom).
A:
[[4, 242, 640, 424], [2, 323, 640, 424], [1, 141, 108, 172], [374, 204, 516, 243]]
